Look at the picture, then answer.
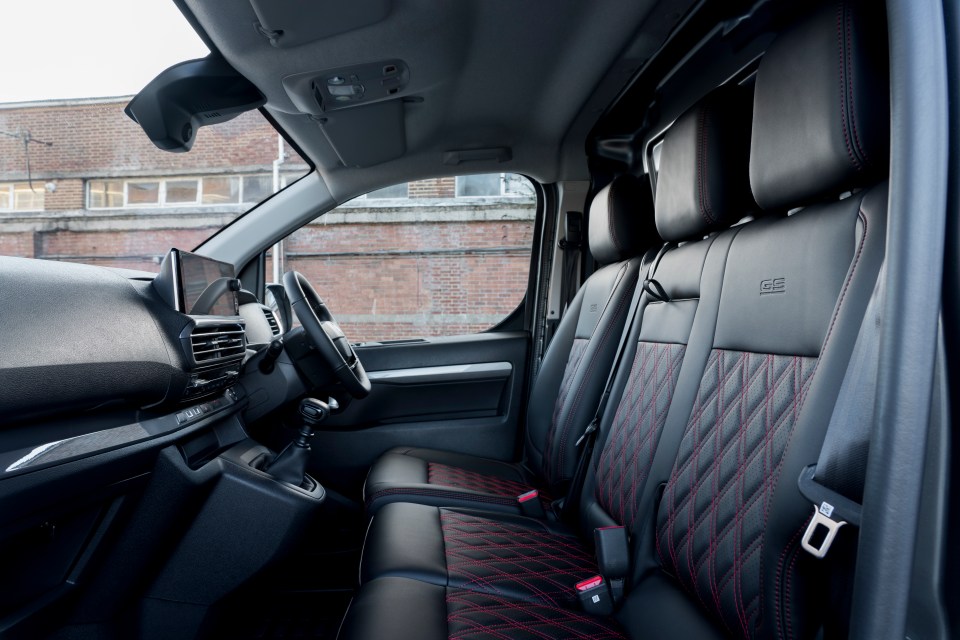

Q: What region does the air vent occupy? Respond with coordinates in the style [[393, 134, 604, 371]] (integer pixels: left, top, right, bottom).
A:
[[263, 308, 281, 336], [189, 323, 246, 368]]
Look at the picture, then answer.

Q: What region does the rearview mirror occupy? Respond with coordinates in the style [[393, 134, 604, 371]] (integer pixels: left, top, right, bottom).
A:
[[125, 55, 266, 153]]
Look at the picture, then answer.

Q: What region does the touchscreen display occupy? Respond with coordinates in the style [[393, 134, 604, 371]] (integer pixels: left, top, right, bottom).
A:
[[178, 251, 238, 316]]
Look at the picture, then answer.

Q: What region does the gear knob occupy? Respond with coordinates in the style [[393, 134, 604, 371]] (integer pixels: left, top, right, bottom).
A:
[[299, 398, 329, 426]]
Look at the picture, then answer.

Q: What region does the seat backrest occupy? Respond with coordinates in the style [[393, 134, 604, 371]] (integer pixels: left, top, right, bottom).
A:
[[579, 83, 757, 535], [523, 175, 656, 491], [619, 3, 890, 638]]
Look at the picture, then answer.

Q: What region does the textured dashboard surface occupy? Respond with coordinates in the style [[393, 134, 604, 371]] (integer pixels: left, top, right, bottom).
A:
[[0, 257, 189, 426]]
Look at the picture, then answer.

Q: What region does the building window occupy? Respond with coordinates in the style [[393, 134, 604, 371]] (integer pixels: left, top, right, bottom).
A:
[[242, 175, 273, 203], [456, 174, 501, 197], [0, 182, 46, 211], [454, 173, 533, 198], [365, 183, 409, 199], [127, 181, 160, 206], [165, 179, 200, 204], [88, 180, 123, 209], [87, 174, 275, 209], [201, 176, 240, 205]]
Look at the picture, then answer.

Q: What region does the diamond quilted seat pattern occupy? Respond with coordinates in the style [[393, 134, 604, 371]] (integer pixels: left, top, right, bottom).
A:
[[440, 511, 598, 607], [446, 590, 626, 640], [656, 349, 817, 638], [596, 341, 687, 527], [426, 463, 551, 507], [544, 337, 591, 483]]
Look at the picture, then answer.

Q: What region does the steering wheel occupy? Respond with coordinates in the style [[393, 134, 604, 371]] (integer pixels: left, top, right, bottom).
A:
[[282, 271, 371, 398]]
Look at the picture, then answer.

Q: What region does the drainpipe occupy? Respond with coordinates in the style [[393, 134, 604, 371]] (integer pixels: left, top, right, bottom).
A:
[[271, 135, 285, 283]]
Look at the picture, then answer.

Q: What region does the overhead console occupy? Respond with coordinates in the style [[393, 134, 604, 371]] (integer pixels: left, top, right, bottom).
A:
[[153, 249, 248, 402], [281, 60, 412, 168]]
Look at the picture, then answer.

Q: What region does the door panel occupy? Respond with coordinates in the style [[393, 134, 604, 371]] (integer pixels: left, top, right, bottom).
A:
[[308, 331, 528, 497]]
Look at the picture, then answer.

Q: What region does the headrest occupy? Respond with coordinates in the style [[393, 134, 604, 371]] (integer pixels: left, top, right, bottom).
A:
[[588, 174, 656, 264], [654, 85, 755, 241], [750, 0, 888, 211]]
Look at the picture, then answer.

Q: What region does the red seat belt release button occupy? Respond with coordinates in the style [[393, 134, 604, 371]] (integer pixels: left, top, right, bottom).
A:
[[517, 489, 545, 518], [575, 575, 613, 616]]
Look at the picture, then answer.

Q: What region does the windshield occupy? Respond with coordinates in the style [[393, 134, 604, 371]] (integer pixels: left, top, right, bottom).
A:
[[0, 0, 308, 272]]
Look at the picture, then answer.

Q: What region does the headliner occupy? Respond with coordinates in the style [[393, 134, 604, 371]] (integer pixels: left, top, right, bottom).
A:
[[180, 0, 695, 202]]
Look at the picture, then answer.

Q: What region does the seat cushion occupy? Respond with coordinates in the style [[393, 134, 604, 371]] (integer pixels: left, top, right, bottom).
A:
[[364, 447, 551, 516], [340, 577, 626, 640], [361, 502, 598, 608]]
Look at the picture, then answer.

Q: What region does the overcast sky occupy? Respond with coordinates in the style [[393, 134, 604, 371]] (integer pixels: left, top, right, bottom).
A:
[[0, 0, 209, 103]]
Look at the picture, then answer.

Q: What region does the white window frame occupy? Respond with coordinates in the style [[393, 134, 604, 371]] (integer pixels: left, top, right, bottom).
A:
[[0, 182, 46, 212], [86, 174, 275, 209]]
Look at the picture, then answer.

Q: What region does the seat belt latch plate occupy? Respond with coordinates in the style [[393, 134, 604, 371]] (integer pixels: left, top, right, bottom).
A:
[[801, 503, 847, 559], [517, 489, 545, 518]]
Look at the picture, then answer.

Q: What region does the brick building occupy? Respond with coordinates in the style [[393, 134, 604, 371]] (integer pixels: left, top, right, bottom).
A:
[[0, 98, 536, 341]]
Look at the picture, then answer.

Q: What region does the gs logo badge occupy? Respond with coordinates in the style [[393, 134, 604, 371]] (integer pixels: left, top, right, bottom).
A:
[[760, 277, 786, 295]]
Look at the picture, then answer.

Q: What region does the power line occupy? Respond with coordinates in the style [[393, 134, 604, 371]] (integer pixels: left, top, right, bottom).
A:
[[0, 126, 53, 192]]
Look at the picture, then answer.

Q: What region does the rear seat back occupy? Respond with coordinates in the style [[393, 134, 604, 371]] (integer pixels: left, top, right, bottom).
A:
[[581, 84, 757, 534], [622, 3, 889, 638]]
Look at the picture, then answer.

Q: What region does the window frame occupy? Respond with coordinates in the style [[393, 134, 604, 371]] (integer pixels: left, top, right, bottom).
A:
[[0, 182, 46, 212], [269, 173, 541, 342], [86, 173, 281, 210]]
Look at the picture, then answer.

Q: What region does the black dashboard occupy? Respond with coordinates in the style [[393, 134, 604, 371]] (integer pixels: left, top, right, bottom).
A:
[[0, 249, 297, 474], [0, 252, 323, 630]]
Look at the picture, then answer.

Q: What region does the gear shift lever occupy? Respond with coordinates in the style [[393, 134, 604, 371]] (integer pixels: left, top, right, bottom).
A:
[[266, 398, 329, 486]]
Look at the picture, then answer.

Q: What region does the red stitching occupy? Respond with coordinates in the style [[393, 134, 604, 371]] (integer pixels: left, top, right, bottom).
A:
[[836, 2, 863, 172], [697, 107, 715, 225], [554, 277, 632, 483], [845, 2, 870, 166], [775, 521, 808, 640]]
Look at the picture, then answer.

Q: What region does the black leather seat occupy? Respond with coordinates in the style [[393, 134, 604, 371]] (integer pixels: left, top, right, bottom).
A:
[[340, 2, 888, 638], [346, 80, 758, 628], [364, 174, 656, 515]]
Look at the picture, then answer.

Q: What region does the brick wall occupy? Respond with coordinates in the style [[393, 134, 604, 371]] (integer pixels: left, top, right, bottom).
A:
[[0, 100, 287, 180]]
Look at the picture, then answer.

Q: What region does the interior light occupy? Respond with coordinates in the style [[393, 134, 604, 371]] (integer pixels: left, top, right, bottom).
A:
[[328, 84, 364, 98]]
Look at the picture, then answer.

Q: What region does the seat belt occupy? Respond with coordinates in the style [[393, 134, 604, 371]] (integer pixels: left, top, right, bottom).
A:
[[559, 211, 584, 317], [798, 265, 885, 558], [558, 242, 675, 521]]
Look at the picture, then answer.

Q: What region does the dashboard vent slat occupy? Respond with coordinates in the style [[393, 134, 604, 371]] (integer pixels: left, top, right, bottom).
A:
[[189, 323, 247, 366], [263, 308, 281, 336]]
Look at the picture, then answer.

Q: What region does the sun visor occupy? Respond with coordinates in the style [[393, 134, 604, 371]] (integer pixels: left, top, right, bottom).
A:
[[248, 0, 392, 48], [317, 100, 407, 168]]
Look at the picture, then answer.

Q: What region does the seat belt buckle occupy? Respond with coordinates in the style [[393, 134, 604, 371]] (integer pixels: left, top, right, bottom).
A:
[[797, 464, 862, 559], [575, 575, 614, 616], [801, 502, 848, 559], [594, 525, 629, 604], [517, 489, 545, 518]]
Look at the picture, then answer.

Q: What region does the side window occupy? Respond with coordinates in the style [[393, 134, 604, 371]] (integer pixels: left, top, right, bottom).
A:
[[280, 173, 537, 342]]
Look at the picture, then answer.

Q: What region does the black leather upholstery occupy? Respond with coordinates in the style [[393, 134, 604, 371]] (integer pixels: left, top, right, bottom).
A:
[[588, 174, 657, 264], [352, 80, 758, 634], [749, 0, 888, 211], [655, 85, 755, 241], [364, 175, 654, 516], [361, 503, 600, 607], [342, 3, 890, 638]]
